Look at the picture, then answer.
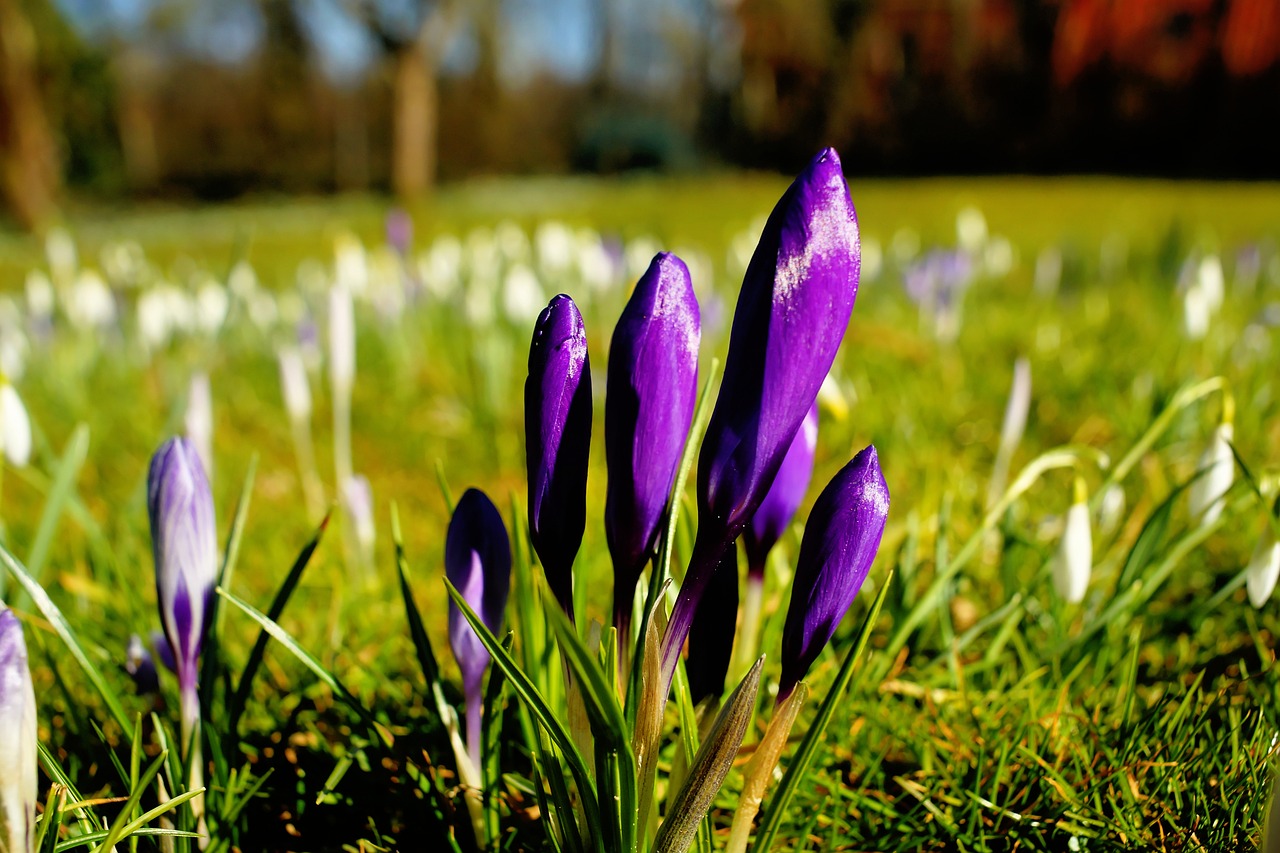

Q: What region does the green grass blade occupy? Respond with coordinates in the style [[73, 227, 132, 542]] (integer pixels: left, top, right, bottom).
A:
[[16, 423, 90, 606], [445, 578, 605, 853], [752, 571, 893, 853], [227, 512, 329, 732], [0, 542, 132, 737], [216, 585, 391, 746], [88, 749, 176, 853]]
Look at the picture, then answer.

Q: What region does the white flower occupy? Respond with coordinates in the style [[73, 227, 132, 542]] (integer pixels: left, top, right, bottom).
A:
[[0, 606, 37, 853], [1096, 483, 1126, 536], [24, 271, 54, 322], [278, 346, 312, 422], [1183, 284, 1210, 340], [534, 221, 574, 274], [1247, 523, 1280, 609], [999, 358, 1032, 455], [1053, 497, 1093, 604], [983, 236, 1015, 278], [329, 283, 355, 391], [334, 233, 368, 296], [45, 227, 77, 285], [67, 270, 116, 330], [185, 372, 214, 483], [1034, 246, 1062, 297], [195, 280, 229, 334], [956, 206, 988, 253], [227, 260, 258, 300], [1188, 423, 1234, 526], [0, 384, 32, 467], [502, 265, 544, 324], [1197, 255, 1225, 313]]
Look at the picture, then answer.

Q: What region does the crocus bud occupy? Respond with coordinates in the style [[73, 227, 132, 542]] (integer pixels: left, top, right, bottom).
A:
[[329, 282, 355, 393], [1188, 422, 1234, 526], [1053, 479, 1092, 604], [342, 474, 376, 566], [1247, 516, 1280, 609], [605, 253, 700, 632], [148, 437, 218, 748], [778, 445, 888, 702], [386, 209, 413, 256], [525, 294, 591, 619], [185, 372, 213, 483], [0, 606, 37, 853], [685, 550, 739, 705], [445, 488, 512, 771], [665, 148, 861, 688], [125, 633, 160, 695], [0, 383, 31, 468], [278, 346, 312, 423], [743, 403, 818, 580]]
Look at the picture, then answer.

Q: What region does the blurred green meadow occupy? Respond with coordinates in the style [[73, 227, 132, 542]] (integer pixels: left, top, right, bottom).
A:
[[1, 173, 1280, 851]]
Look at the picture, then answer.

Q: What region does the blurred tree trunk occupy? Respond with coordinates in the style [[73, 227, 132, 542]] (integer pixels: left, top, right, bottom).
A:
[[0, 0, 60, 230], [391, 42, 437, 198], [114, 50, 161, 192]]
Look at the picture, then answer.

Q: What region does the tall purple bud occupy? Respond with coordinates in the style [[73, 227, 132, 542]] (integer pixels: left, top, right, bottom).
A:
[[605, 253, 700, 635], [778, 445, 888, 703], [743, 402, 819, 580], [663, 148, 861, 688], [0, 607, 37, 853], [526, 294, 592, 620], [148, 436, 218, 753], [445, 489, 512, 771]]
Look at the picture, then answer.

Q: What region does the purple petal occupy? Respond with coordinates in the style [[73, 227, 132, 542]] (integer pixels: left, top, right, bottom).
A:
[[605, 253, 700, 627], [525, 294, 591, 618], [743, 403, 818, 577], [148, 437, 218, 694], [663, 148, 860, 687], [685, 548, 739, 704], [778, 444, 889, 702], [446, 488, 512, 692]]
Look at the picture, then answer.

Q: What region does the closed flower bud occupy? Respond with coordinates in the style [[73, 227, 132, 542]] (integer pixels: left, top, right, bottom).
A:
[[525, 294, 591, 619], [329, 282, 355, 392], [1188, 422, 1234, 526], [1246, 521, 1280, 609], [185, 372, 214, 483], [0, 606, 37, 853], [605, 253, 700, 632], [778, 445, 888, 702], [1053, 480, 1093, 604], [278, 346, 312, 423], [0, 384, 31, 468], [125, 633, 159, 696], [445, 489, 511, 770], [665, 149, 862, 688], [148, 437, 218, 747], [743, 403, 818, 580]]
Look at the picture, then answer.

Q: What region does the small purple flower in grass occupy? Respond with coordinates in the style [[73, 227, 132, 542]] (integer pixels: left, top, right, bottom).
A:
[[743, 403, 818, 581], [525, 294, 591, 620], [778, 444, 888, 703], [386, 209, 413, 256], [662, 148, 861, 691], [446, 489, 511, 772], [126, 634, 159, 695], [148, 436, 218, 753], [0, 606, 37, 853], [605, 253, 700, 636]]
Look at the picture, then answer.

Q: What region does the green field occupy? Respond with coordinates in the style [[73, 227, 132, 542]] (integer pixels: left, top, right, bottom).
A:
[[0, 173, 1278, 852]]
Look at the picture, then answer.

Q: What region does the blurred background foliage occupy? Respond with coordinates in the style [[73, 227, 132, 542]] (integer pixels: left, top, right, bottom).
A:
[[2, 0, 1280, 230]]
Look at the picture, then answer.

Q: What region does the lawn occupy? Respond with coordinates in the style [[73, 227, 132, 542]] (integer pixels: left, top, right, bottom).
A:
[[0, 170, 1278, 852]]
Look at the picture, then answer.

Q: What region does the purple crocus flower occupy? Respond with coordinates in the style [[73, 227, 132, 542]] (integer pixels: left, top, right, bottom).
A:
[[662, 148, 861, 689], [126, 634, 160, 695], [684, 549, 739, 705], [445, 488, 511, 771], [0, 606, 37, 853], [605, 253, 700, 636], [148, 436, 218, 752], [743, 402, 818, 581], [386, 209, 413, 256], [525, 294, 591, 619], [778, 444, 888, 702]]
